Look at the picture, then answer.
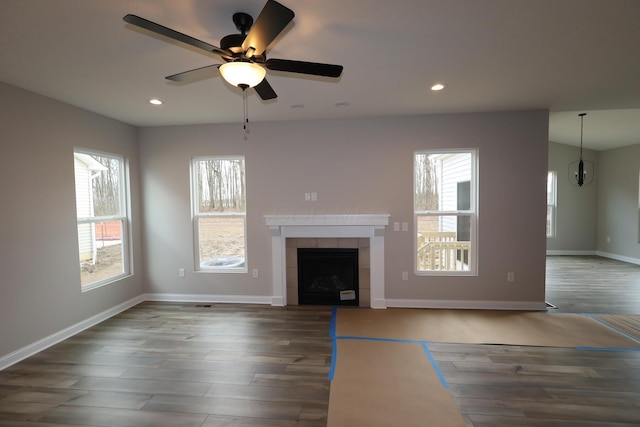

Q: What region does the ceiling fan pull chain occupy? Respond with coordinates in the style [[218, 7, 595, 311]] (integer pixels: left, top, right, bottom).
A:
[[243, 88, 249, 131]]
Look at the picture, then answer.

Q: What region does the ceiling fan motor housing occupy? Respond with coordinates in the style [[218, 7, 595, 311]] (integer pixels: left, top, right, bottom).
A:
[[220, 33, 246, 54]]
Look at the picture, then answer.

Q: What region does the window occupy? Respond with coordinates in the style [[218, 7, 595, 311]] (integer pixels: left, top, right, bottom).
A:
[[414, 150, 477, 274], [547, 171, 557, 238], [191, 157, 247, 272], [74, 149, 130, 289]]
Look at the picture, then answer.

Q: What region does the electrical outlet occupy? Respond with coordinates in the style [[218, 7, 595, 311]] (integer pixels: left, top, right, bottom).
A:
[[252, 269, 259, 278], [402, 271, 409, 280], [507, 272, 515, 282]]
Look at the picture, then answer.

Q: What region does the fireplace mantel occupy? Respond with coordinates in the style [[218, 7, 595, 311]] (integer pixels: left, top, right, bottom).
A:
[[265, 214, 390, 308], [265, 214, 390, 227]]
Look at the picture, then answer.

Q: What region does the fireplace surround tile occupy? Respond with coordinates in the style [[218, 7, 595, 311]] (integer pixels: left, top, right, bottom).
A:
[[286, 238, 370, 307]]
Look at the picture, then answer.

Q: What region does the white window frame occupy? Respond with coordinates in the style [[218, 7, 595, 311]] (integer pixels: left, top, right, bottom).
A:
[[547, 171, 557, 238], [191, 156, 247, 273], [414, 148, 478, 276], [74, 148, 131, 291]]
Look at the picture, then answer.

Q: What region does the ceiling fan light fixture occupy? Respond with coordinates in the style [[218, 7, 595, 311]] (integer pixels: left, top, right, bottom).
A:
[[219, 61, 266, 88]]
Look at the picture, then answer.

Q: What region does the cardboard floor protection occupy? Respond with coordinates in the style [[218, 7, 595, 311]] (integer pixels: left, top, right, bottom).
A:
[[336, 308, 640, 348], [328, 339, 466, 427]]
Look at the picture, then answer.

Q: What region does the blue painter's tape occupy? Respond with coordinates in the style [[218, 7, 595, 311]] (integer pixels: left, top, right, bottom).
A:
[[328, 306, 338, 380], [328, 342, 337, 380], [575, 346, 640, 352], [336, 335, 427, 345], [421, 343, 449, 389], [330, 306, 337, 338]]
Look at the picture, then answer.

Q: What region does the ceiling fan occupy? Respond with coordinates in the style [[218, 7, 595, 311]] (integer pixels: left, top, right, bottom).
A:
[[123, 0, 343, 101]]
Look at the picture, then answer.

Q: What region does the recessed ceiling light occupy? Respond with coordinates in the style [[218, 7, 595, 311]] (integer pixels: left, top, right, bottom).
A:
[[430, 83, 446, 91], [335, 101, 350, 107], [148, 98, 163, 105], [291, 104, 305, 109]]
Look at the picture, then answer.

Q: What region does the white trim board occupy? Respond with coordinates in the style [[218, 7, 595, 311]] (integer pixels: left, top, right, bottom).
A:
[[143, 293, 272, 305], [546, 250, 597, 256], [386, 299, 547, 311], [596, 251, 640, 266], [546, 250, 640, 266], [0, 295, 144, 371]]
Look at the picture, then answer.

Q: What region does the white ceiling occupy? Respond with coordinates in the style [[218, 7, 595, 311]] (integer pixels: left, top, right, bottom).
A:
[[1, 0, 639, 151]]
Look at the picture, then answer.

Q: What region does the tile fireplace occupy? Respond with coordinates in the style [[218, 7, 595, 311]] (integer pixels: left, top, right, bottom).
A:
[[265, 214, 390, 308]]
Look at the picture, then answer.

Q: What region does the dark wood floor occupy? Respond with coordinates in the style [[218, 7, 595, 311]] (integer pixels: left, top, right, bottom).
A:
[[546, 255, 640, 314], [0, 304, 333, 426], [0, 256, 639, 426]]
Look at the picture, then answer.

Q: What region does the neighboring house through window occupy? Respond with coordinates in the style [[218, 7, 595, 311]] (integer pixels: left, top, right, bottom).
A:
[[414, 149, 478, 274], [74, 149, 130, 290], [191, 156, 247, 272]]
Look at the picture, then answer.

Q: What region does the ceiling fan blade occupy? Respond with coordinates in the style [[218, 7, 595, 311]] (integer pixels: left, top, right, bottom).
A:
[[242, 0, 294, 57], [166, 64, 221, 82], [123, 14, 231, 58], [265, 59, 343, 78], [254, 79, 277, 100]]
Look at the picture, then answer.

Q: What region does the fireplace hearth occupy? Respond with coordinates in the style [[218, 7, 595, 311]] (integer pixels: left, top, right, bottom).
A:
[[297, 248, 359, 306]]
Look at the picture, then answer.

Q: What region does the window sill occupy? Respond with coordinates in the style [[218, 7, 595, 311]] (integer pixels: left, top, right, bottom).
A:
[[81, 273, 131, 292]]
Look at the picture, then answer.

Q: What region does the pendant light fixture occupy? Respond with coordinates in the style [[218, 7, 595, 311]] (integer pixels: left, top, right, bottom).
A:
[[568, 113, 594, 187]]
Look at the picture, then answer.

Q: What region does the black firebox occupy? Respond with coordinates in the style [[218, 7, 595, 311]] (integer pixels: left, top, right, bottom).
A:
[[297, 248, 359, 306]]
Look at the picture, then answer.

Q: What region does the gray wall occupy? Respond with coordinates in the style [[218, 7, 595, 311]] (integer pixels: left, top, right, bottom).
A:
[[547, 141, 598, 252], [0, 79, 551, 362], [139, 110, 549, 307], [597, 144, 640, 261], [0, 82, 143, 359]]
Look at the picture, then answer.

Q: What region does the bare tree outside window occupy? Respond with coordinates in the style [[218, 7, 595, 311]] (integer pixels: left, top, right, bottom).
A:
[[414, 153, 440, 212], [92, 156, 121, 216]]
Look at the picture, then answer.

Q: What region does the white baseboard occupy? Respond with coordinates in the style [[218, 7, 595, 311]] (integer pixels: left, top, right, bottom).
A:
[[0, 295, 144, 371], [546, 250, 640, 266], [371, 298, 387, 309], [386, 299, 546, 311], [596, 251, 640, 266], [546, 250, 597, 256], [143, 293, 273, 305]]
